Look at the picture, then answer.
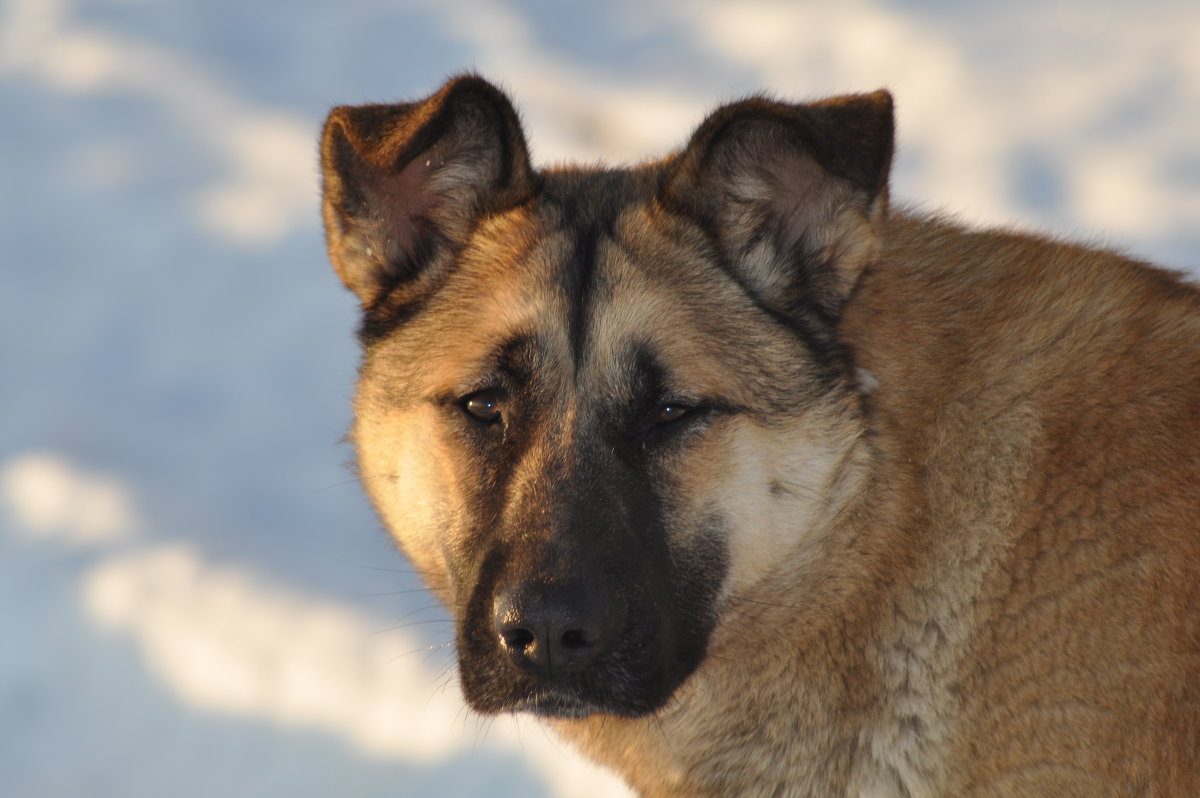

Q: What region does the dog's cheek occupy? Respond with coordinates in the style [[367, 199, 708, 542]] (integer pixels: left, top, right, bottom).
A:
[[354, 402, 463, 597], [678, 412, 867, 604]]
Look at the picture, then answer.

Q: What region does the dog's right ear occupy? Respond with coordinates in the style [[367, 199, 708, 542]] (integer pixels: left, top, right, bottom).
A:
[[320, 76, 535, 308]]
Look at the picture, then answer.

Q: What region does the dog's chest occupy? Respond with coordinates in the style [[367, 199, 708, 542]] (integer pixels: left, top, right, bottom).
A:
[[846, 717, 944, 798]]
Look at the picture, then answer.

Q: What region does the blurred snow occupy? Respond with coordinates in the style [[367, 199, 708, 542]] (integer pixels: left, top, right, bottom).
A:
[[2, 0, 317, 247], [1, 0, 1196, 796], [2, 452, 140, 546]]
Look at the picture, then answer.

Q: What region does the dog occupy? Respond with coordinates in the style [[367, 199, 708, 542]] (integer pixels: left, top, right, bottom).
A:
[[319, 75, 1200, 797]]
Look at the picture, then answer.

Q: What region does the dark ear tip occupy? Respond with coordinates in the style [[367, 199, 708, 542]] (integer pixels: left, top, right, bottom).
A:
[[863, 88, 895, 150], [322, 105, 355, 129], [867, 89, 893, 111], [437, 73, 506, 99], [865, 89, 895, 130], [319, 104, 385, 174], [319, 106, 372, 201], [320, 107, 353, 156], [424, 74, 520, 127], [808, 89, 895, 192], [814, 89, 893, 126]]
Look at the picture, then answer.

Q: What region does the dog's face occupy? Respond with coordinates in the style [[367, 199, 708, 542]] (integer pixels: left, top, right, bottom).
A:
[[321, 77, 893, 719]]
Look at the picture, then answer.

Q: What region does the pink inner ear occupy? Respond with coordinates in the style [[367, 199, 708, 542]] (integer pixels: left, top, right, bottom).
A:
[[367, 151, 439, 262], [769, 152, 835, 253]]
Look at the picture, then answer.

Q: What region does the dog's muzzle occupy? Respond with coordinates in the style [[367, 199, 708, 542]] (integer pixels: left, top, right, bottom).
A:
[[493, 581, 613, 675]]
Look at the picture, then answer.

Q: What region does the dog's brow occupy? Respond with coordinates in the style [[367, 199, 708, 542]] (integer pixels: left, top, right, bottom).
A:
[[491, 332, 542, 385]]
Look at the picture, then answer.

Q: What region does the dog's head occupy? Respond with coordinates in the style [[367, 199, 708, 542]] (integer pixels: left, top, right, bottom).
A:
[[320, 76, 893, 719]]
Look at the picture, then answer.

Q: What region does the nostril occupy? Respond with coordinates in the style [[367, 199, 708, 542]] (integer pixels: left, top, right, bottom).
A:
[[500, 626, 535, 652], [560, 627, 596, 651]]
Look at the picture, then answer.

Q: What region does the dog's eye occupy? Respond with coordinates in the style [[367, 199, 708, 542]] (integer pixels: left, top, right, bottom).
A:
[[643, 402, 710, 447], [657, 403, 693, 424], [462, 391, 503, 424]]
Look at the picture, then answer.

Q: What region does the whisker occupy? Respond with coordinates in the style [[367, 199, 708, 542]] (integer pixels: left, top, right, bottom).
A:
[[385, 603, 448, 624], [423, 645, 457, 671], [335, 559, 423, 576], [387, 640, 454, 665], [472, 713, 498, 752], [370, 617, 454, 636], [309, 477, 363, 494], [354, 587, 436, 599]]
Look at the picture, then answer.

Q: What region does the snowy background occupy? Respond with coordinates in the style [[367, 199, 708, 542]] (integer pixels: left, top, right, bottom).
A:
[[2, 1, 1197, 796]]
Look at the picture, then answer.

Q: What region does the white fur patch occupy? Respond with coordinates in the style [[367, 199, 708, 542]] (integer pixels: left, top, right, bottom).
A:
[[702, 412, 867, 605], [856, 367, 880, 394]]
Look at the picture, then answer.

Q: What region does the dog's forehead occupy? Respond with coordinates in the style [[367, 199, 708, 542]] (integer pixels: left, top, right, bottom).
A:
[[373, 165, 808, 409]]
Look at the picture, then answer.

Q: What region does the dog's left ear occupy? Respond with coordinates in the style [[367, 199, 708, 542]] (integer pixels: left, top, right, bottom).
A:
[[661, 91, 893, 322]]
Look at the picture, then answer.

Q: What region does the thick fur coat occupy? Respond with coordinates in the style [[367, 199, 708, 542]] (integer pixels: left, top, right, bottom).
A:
[[320, 76, 1200, 797]]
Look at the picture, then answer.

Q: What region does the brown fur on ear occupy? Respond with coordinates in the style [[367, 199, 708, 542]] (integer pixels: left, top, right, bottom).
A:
[[320, 75, 535, 308], [661, 91, 894, 321]]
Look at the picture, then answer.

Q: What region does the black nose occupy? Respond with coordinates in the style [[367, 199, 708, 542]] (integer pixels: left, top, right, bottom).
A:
[[492, 584, 611, 675]]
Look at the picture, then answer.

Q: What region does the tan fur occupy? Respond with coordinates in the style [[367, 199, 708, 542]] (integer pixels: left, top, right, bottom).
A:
[[550, 213, 1200, 797], [322, 79, 1200, 797]]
